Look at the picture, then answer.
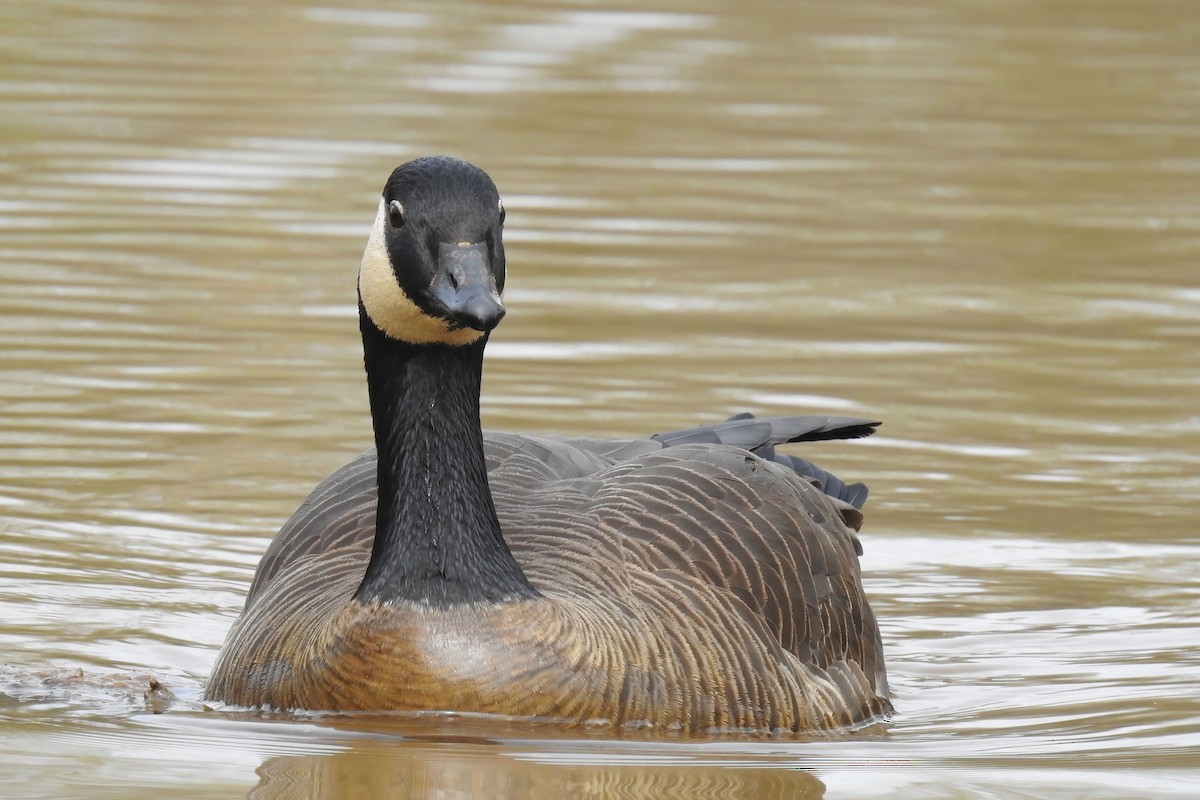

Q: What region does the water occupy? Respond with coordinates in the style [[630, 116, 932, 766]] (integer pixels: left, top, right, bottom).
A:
[[2, 0, 1198, 797]]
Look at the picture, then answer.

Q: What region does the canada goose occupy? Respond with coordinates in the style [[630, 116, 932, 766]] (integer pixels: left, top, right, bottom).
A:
[[206, 156, 891, 732]]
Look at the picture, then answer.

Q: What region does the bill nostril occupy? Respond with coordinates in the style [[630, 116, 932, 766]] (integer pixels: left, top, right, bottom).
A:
[[432, 241, 502, 331]]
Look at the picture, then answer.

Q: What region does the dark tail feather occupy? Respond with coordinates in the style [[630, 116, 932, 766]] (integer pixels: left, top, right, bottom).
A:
[[652, 413, 877, 519], [778, 454, 871, 510], [651, 414, 880, 450]]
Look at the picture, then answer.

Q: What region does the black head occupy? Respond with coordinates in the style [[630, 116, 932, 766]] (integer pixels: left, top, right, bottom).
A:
[[359, 156, 507, 345]]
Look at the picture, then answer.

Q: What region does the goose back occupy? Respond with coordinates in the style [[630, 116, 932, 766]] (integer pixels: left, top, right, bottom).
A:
[[211, 418, 890, 732]]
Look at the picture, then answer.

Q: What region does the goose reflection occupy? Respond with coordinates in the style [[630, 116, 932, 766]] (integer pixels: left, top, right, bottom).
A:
[[249, 741, 827, 800]]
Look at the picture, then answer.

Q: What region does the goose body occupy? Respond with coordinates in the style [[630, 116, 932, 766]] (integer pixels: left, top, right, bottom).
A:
[[206, 157, 890, 732]]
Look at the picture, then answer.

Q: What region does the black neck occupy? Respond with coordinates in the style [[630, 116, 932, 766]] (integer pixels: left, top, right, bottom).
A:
[[354, 307, 538, 605]]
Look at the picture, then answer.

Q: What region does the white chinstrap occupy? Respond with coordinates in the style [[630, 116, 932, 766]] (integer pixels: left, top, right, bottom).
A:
[[358, 199, 487, 346]]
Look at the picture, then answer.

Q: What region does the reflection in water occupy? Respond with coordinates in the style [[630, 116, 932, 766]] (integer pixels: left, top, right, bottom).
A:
[[250, 741, 826, 800]]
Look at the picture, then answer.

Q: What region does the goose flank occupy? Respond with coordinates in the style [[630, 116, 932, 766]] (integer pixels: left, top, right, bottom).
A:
[[206, 156, 891, 732]]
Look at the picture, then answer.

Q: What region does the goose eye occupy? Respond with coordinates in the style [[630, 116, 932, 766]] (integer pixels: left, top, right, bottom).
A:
[[498, 198, 506, 225], [388, 200, 405, 228]]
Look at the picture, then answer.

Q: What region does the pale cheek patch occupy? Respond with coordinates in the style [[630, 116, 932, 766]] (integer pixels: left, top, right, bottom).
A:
[[358, 200, 485, 346]]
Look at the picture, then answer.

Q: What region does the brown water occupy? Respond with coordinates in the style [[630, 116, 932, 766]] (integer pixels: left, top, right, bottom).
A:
[[2, 0, 1198, 797]]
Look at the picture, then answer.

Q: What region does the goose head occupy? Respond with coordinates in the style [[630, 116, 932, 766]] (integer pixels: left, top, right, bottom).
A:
[[359, 156, 507, 346]]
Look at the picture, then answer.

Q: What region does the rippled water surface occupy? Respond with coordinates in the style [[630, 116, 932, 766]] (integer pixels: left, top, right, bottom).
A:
[[2, 0, 1198, 797]]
